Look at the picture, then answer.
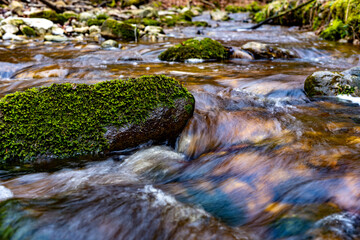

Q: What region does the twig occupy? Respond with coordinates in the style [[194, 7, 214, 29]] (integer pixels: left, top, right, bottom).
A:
[[248, 0, 316, 30]]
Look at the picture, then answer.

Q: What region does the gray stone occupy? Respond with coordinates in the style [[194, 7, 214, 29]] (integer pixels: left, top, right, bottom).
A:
[[44, 35, 68, 42], [304, 69, 360, 97], [139, 8, 158, 18], [241, 42, 298, 59], [230, 48, 254, 60], [101, 39, 119, 48]]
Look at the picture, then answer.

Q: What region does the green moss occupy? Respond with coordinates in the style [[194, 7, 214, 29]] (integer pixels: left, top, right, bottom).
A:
[[0, 75, 193, 163], [191, 21, 209, 27], [62, 11, 79, 20], [122, 0, 146, 7], [181, 10, 194, 22], [29, 10, 76, 24], [20, 26, 36, 37], [336, 83, 356, 95], [320, 19, 348, 40], [225, 5, 246, 13], [96, 13, 109, 20], [159, 38, 230, 62], [87, 19, 105, 26], [101, 19, 138, 41], [142, 18, 161, 26]]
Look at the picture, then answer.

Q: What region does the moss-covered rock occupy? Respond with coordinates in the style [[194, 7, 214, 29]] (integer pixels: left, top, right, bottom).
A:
[[29, 10, 70, 25], [0, 75, 194, 164], [20, 25, 36, 37], [100, 18, 138, 41], [304, 67, 360, 97], [87, 19, 105, 26], [159, 38, 230, 62]]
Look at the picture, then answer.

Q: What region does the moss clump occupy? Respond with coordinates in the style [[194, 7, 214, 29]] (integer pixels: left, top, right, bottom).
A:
[[96, 13, 109, 20], [142, 18, 161, 26], [159, 38, 230, 62], [0, 75, 193, 163], [87, 19, 105, 26], [29, 10, 76, 24], [320, 19, 348, 40], [101, 19, 138, 41], [20, 26, 36, 37], [191, 21, 209, 27], [226, 2, 262, 13]]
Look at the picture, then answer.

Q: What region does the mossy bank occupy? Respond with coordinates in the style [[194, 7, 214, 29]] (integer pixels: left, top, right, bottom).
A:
[[0, 75, 194, 164], [254, 0, 360, 43], [159, 38, 230, 62]]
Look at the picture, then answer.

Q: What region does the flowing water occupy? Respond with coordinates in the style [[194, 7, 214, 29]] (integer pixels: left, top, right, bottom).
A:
[[1, 13, 360, 239]]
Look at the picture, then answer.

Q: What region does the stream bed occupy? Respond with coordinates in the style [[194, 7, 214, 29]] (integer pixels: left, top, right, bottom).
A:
[[1, 13, 360, 240]]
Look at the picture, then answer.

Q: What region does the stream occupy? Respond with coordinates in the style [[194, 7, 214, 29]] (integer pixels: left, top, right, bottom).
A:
[[1, 12, 360, 239]]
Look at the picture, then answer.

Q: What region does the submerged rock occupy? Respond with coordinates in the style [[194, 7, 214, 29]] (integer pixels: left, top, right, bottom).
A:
[[304, 67, 360, 97], [0, 75, 194, 164], [241, 42, 298, 59], [100, 19, 138, 41], [159, 38, 230, 62], [44, 34, 68, 42]]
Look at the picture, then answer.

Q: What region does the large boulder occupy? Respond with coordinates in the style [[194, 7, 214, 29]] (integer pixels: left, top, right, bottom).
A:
[[2, 17, 54, 35], [304, 67, 360, 97], [100, 18, 138, 41], [159, 38, 230, 62], [0, 75, 194, 163], [241, 42, 298, 59]]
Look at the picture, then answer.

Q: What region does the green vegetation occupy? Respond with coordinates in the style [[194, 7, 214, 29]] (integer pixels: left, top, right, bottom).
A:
[[142, 18, 161, 26], [320, 19, 348, 40], [159, 38, 230, 62], [0, 75, 193, 163], [29, 10, 77, 24], [87, 19, 105, 26], [20, 26, 36, 37], [336, 83, 356, 95], [225, 2, 262, 13], [253, 0, 360, 42]]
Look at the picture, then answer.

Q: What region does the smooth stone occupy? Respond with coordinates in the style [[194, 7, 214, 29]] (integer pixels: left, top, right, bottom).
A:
[[241, 42, 298, 59], [1, 24, 18, 34], [89, 25, 101, 34], [230, 48, 254, 60], [51, 26, 64, 35], [101, 39, 119, 48], [44, 35, 68, 42], [144, 25, 164, 35], [9, 0, 24, 15], [2, 32, 22, 41], [74, 26, 89, 33]]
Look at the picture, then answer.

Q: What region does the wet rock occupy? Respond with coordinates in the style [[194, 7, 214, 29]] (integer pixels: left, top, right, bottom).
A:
[[101, 39, 118, 48], [0, 24, 18, 34], [9, 0, 24, 16], [159, 38, 230, 62], [0, 75, 194, 164], [230, 48, 254, 60], [2, 32, 22, 41], [74, 26, 89, 34], [89, 25, 100, 34], [100, 19, 138, 41], [210, 10, 230, 21], [3, 17, 54, 35], [144, 25, 164, 36], [79, 12, 95, 22], [241, 42, 298, 59], [304, 67, 360, 97], [107, 9, 130, 21], [51, 26, 64, 35], [44, 35, 68, 42]]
